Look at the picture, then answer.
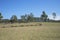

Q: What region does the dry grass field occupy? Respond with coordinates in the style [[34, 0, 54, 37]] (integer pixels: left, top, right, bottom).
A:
[[0, 22, 60, 40]]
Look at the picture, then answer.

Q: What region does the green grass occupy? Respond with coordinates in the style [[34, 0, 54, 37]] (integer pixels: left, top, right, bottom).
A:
[[0, 22, 60, 40]]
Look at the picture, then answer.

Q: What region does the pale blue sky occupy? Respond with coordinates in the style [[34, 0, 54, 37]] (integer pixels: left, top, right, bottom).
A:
[[0, 0, 60, 20]]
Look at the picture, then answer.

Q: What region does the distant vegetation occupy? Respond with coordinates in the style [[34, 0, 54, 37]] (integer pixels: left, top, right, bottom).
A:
[[0, 11, 60, 23]]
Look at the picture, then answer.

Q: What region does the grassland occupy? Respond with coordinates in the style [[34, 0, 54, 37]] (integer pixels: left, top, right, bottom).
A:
[[0, 22, 60, 40]]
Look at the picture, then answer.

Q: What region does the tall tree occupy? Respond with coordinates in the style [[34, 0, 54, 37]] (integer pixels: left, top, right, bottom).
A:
[[21, 15, 26, 22], [21, 14, 28, 22], [0, 13, 3, 23], [27, 13, 34, 22], [21, 13, 34, 22], [0, 13, 3, 20], [10, 15, 18, 23], [52, 12, 56, 20], [41, 11, 48, 22]]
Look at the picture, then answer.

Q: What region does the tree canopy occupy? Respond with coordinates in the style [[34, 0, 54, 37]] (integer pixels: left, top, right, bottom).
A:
[[41, 11, 48, 22], [10, 15, 18, 23], [0, 13, 3, 23], [52, 12, 56, 20]]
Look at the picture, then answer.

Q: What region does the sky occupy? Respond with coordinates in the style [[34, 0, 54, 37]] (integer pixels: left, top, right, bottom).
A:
[[0, 0, 60, 20]]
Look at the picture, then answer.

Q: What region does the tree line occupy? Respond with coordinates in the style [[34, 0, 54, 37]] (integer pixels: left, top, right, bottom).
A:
[[0, 11, 58, 23]]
